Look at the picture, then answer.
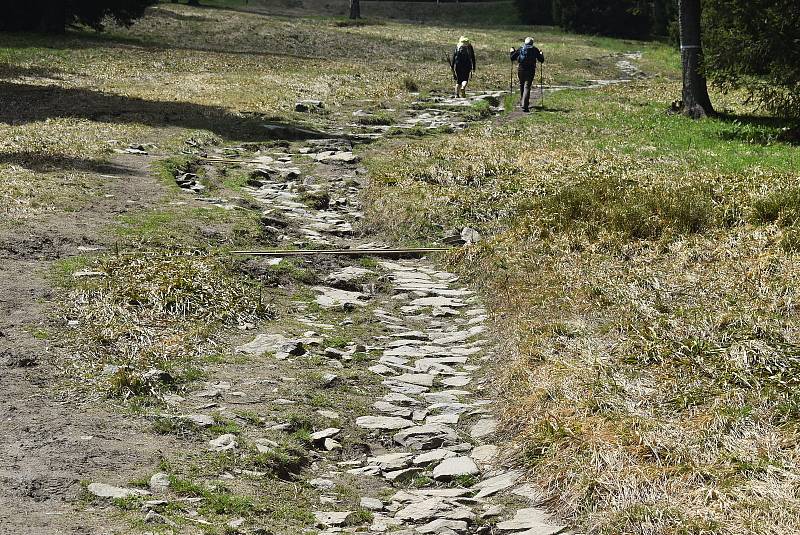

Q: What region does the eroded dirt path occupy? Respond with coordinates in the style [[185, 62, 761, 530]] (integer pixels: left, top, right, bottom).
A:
[[0, 154, 183, 533]]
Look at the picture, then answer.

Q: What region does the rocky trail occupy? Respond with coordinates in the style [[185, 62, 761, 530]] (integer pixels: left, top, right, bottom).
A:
[[2, 52, 643, 533], [73, 92, 570, 534]]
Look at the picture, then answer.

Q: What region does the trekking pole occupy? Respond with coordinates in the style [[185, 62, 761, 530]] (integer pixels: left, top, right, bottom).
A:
[[509, 58, 514, 94], [539, 61, 545, 109]]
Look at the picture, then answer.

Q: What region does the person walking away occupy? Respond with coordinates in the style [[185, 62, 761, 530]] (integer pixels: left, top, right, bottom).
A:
[[452, 36, 476, 98], [510, 37, 544, 112]]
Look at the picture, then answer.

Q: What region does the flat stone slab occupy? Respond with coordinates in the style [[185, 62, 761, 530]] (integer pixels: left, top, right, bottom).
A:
[[394, 373, 435, 387], [496, 508, 564, 534], [88, 483, 150, 499], [235, 333, 287, 356], [470, 418, 498, 439], [472, 469, 523, 499], [394, 497, 449, 522], [441, 375, 472, 388], [417, 518, 469, 534], [411, 296, 467, 308], [368, 452, 414, 471], [432, 456, 479, 480], [470, 444, 498, 465], [314, 511, 357, 527], [373, 401, 413, 418], [313, 286, 369, 308], [394, 423, 459, 450], [413, 449, 457, 466], [356, 415, 415, 430]]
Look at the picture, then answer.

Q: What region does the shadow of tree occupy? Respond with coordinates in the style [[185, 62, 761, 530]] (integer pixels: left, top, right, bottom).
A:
[[0, 81, 330, 142], [0, 151, 136, 174], [716, 112, 799, 146]]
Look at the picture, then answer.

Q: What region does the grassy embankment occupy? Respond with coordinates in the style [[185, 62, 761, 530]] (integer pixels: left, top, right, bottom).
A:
[[364, 25, 800, 535]]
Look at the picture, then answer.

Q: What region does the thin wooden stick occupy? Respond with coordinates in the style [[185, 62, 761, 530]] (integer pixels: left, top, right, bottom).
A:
[[231, 247, 450, 257]]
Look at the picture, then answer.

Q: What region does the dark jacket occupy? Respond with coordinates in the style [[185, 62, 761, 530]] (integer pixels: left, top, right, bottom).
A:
[[452, 43, 476, 72], [511, 44, 544, 70]]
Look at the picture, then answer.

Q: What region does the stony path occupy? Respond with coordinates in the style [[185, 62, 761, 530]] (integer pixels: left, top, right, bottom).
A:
[[106, 93, 570, 534]]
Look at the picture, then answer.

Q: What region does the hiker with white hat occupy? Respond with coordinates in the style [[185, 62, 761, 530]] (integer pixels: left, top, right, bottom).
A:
[[510, 36, 545, 112], [451, 36, 476, 98]]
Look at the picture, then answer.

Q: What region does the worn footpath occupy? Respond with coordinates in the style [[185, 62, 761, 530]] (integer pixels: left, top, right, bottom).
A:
[[75, 92, 571, 534]]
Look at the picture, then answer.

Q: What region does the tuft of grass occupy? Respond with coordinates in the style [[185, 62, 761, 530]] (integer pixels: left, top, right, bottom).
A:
[[357, 112, 395, 126], [62, 251, 273, 397], [401, 76, 420, 92]]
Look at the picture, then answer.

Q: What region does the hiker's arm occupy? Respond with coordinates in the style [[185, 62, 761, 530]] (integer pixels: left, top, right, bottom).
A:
[[470, 46, 476, 71], [538, 49, 545, 63], [509, 48, 519, 61]]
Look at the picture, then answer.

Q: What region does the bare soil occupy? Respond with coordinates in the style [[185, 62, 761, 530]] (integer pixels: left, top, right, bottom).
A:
[[0, 154, 174, 534]]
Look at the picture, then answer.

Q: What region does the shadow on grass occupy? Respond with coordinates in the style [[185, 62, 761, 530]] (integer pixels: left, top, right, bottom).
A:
[[715, 112, 800, 146], [0, 81, 330, 142], [0, 151, 140, 174]]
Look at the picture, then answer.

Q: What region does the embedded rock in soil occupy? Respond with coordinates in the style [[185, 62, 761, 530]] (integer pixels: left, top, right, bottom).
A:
[[148, 472, 170, 493], [314, 286, 369, 309], [356, 415, 415, 430], [325, 266, 373, 287], [209, 434, 238, 452], [310, 478, 335, 490], [469, 418, 498, 439], [295, 100, 324, 112], [432, 456, 479, 481], [393, 424, 459, 450], [361, 497, 384, 511], [417, 518, 469, 534], [235, 333, 289, 356], [472, 470, 523, 499], [495, 508, 564, 534], [87, 483, 150, 499], [181, 414, 215, 427], [314, 511, 357, 527], [470, 444, 498, 465]]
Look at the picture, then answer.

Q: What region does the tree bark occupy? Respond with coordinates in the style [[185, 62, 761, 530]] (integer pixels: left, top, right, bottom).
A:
[[349, 0, 360, 19], [678, 0, 713, 118]]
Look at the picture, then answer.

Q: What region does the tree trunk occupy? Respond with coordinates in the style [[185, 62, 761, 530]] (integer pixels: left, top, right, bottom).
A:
[[678, 0, 713, 118], [349, 0, 360, 19]]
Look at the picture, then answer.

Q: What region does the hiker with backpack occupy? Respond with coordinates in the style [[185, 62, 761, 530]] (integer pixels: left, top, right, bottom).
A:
[[451, 36, 476, 98], [510, 37, 545, 112]]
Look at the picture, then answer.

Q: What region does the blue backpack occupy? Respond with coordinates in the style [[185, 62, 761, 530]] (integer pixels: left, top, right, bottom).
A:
[[518, 45, 537, 67]]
